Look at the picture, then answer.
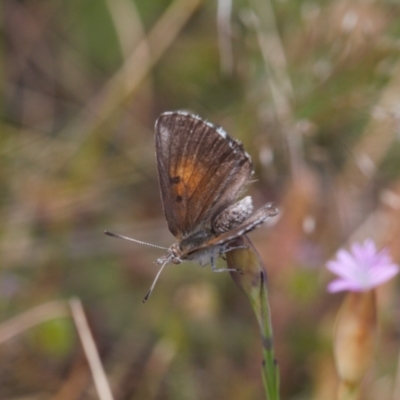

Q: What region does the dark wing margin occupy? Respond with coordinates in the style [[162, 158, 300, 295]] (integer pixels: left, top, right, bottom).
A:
[[155, 111, 253, 239]]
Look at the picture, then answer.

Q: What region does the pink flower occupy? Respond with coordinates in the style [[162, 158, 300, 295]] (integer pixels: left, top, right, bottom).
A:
[[327, 239, 399, 292]]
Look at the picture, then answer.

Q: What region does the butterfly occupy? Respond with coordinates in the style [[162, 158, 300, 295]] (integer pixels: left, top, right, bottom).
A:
[[106, 111, 278, 301]]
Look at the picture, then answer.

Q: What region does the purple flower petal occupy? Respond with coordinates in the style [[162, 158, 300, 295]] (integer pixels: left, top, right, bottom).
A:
[[327, 260, 358, 280], [336, 250, 358, 269], [327, 278, 363, 293], [369, 265, 400, 286], [326, 240, 399, 293]]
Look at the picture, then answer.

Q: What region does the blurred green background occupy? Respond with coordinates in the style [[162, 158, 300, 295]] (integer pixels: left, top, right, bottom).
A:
[[2, 0, 400, 399]]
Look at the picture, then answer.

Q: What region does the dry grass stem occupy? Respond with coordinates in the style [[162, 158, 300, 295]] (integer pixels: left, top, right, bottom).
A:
[[0, 300, 69, 345], [341, 61, 400, 187], [249, 0, 303, 176], [47, 0, 204, 173], [69, 297, 115, 400]]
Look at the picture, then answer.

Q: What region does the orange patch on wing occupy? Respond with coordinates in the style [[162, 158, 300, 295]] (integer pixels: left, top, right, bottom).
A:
[[172, 158, 206, 198]]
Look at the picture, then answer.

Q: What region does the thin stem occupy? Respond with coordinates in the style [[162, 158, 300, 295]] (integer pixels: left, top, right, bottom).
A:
[[227, 237, 280, 400], [258, 271, 280, 399], [70, 298, 115, 400]]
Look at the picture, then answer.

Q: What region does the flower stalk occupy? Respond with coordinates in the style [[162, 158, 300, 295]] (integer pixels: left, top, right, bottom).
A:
[[227, 236, 280, 400]]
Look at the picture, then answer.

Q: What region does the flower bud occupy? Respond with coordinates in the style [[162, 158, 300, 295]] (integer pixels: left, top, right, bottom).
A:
[[333, 290, 377, 386]]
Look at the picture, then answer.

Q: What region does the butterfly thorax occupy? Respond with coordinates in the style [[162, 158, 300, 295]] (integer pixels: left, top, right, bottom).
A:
[[156, 229, 215, 265], [180, 229, 214, 252]]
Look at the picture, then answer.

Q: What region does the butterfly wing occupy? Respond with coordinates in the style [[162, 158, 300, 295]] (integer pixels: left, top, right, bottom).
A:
[[184, 203, 278, 255], [155, 111, 253, 239]]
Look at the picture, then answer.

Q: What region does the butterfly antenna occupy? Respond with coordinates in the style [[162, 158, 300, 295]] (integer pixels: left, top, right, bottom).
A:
[[104, 231, 168, 251], [142, 259, 170, 303]]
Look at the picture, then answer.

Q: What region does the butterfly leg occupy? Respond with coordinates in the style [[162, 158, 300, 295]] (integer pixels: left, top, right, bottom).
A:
[[210, 255, 241, 273], [226, 244, 248, 252], [220, 243, 248, 260]]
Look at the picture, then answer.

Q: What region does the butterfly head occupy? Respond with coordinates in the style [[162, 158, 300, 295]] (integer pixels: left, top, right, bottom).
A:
[[156, 243, 182, 266]]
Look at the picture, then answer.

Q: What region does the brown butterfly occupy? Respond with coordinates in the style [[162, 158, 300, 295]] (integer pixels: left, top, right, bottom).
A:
[[106, 111, 278, 301]]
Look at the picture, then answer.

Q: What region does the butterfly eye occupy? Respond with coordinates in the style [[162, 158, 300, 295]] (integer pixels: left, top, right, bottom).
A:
[[166, 243, 181, 264]]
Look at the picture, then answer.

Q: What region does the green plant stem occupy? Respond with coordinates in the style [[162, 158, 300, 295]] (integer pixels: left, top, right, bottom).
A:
[[227, 237, 280, 400], [258, 271, 280, 400]]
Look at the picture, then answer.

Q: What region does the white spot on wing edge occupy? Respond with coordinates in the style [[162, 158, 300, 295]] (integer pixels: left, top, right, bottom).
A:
[[216, 126, 227, 139]]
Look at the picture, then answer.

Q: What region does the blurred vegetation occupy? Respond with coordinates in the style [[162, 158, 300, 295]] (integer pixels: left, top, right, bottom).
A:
[[2, 0, 400, 399]]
